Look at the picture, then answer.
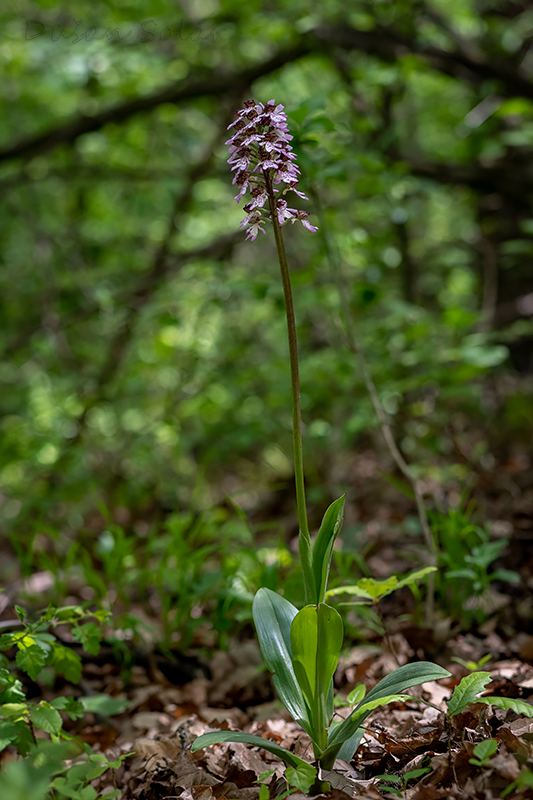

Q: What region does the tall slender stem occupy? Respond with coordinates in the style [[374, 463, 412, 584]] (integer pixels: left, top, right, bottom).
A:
[[265, 174, 310, 543]]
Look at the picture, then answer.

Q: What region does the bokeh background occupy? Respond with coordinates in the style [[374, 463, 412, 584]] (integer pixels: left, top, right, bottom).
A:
[[1, 0, 532, 644]]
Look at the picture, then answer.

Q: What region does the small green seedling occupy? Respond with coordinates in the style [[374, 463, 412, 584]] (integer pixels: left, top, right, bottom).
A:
[[451, 654, 492, 671], [432, 502, 520, 624], [333, 683, 366, 709], [255, 763, 320, 800], [469, 739, 498, 767], [447, 671, 533, 719], [501, 767, 533, 798], [376, 766, 431, 796], [347, 684, 366, 705], [255, 769, 276, 800]]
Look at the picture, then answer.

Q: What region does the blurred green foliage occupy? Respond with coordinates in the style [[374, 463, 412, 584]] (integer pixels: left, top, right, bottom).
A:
[[0, 0, 532, 638], [431, 500, 520, 623]]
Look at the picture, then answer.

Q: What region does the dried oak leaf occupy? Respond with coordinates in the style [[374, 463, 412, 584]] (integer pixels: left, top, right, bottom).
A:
[[497, 727, 532, 764], [191, 786, 215, 800]]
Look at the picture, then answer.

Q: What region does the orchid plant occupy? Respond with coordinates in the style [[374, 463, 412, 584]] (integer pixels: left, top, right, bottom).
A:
[[191, 100, 450, 783]]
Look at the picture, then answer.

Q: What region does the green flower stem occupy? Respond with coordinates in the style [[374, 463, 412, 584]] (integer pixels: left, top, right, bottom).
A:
[[265, 175, 311, 570]]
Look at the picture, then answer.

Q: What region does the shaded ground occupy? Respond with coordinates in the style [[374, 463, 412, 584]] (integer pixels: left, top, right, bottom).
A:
[[16, 624, 533, 799], [3, 566, 533, 800], [1, 432, 533, 799]]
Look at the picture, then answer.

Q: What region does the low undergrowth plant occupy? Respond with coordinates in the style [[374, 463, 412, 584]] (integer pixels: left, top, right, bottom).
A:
[[192, 99, 451, 786], [431, 500, 520, 624], [0, 602, 130, 798], [26, 502, 289, 652], [446, 670, 533, 720]]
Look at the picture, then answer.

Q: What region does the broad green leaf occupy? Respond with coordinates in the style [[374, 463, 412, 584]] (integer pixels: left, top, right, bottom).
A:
[[86, 753, 117, 779], [0, 667, 13, 689], [16, 645, 46, 680], [5, 719, 34, 756], [469, 738, 498, 765], [252, 588, 309, 732], [30, 703, 62, 735], [392, 567, 437, 592], [326, 568, 437, 603], [79, 694, 130, 716], [285, 761, 317, 793], [347, 684, 366, 705], [320, 662, 451, 767], [312, 496, 345, 604], [361, 663, 451, 711], [336, 727, 365, 763], [71, 623, 101, 656], [191, 731, 310, 769], [51, 775, 98, 800], [351, 694, 412, 714], [290, 603, 343, 750], [256, 770, 277, 783], [51, 643, 83, 683], [51, 697, 85, 720], [0, 703, 28, 720], [325, 584, 373, 601], [1, 703, 27, 718], [30, 633, 55, 656], [0, 720, 19, 752], [403, 767, 431, 782], [51, 754, 109, 790], [445, 569, 476, 581], [0, 670, 25, 704], [477, 697, 533, 716], [54, 606, 85, 621], [355, 576, 398, 600], [490, 569, 520, 584], [447, 672, 492, 716]]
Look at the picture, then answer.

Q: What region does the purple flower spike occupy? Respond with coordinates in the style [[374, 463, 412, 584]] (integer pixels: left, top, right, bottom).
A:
[[226, 99, 318, 240]]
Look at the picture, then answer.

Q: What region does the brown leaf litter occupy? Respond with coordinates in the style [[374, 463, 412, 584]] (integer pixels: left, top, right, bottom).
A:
[[79, 636, 533, 800]]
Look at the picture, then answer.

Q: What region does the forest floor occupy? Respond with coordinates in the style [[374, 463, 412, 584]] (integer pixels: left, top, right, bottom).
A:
[[19, 610, 533, 800], [2, 440, 533, 799]]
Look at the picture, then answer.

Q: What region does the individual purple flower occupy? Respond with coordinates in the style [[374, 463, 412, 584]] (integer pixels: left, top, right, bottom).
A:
[[226, 99, 318, 240], [291, 210, 319, 232], [247, 186, 268, 211], [276, 199, 297, 225], [240, 212, 266, 241], [284, 182, 308, 201]]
